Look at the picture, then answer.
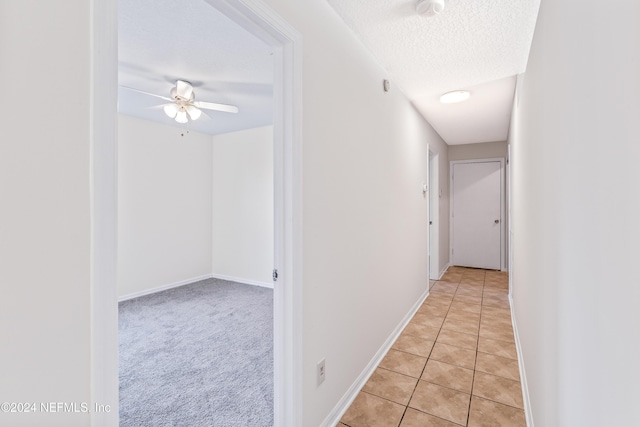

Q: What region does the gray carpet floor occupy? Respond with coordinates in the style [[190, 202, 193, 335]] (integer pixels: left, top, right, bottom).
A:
[[119, 278, 273, 426]]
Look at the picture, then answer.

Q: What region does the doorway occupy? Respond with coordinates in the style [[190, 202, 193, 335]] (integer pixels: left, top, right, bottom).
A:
[[90, 0, 303, 425], [450, 158, 505, 270]]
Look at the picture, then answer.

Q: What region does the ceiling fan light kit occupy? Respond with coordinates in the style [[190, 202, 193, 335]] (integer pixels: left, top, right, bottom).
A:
[[163, 80, 205, 123], [175, 110, 189, 124], [163, 102, 200, 123], [163, 104, 178, 118], [416, 0, 445, 16]]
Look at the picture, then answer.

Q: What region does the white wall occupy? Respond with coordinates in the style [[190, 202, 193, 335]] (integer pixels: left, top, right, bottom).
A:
[[0, 2, 92, 425], [509, 1, 640, 425], [262, 1, 448, 425], [448, 141, 507, 161], [212, 126, 274, 285], [118, 115, 213, 297], [0, 2, 451, 426]]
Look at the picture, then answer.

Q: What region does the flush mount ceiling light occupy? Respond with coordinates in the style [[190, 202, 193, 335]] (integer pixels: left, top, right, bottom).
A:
[[416, 0, 445, 16], [440, 90, 471, 104]]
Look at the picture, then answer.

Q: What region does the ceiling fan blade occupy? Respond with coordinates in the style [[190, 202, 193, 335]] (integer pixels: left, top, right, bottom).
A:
[[193, 101, 239, 114], [176, 80, 193, 100], [120, 86, 173, 102]]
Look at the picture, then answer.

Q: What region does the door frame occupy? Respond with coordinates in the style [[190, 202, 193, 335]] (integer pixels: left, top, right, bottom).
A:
[[89, 0, 303, 425], [428, 149, 440, 280], [449, 158, 506, 271]]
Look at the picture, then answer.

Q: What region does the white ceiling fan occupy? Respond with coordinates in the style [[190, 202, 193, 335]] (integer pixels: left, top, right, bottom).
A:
[[121, 80, 239, 124]]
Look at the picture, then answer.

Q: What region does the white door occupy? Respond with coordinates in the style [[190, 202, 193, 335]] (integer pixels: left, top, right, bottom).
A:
[[452, 161, 502, 269]]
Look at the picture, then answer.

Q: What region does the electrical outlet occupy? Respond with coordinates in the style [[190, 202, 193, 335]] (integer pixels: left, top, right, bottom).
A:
[[317, 358, 326, 385]]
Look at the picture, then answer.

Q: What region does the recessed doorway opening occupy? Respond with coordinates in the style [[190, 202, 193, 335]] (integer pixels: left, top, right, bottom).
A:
[[90, 0, 303, 425]]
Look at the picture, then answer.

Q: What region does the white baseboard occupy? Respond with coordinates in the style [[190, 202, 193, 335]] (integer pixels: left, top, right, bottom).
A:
[[438, 262, 450, 280], [210, 273, 274, 289], [118, 274, 213, 302], [320, 288, 430, 427], [510, 295, 534, 427], [118, 273, 273, 302]]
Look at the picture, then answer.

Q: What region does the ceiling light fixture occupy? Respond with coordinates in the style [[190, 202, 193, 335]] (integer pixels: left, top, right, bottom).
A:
[[416, 0, 445, 16], [175, 110, 189, 124], [162, 81, 205, 124], [163, 104, 178, 119], [164, 103, 202, 123], [440, 90, 471, 104]]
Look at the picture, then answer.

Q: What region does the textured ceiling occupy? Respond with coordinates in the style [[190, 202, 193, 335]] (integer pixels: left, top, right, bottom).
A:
[[118, 0, 274, 135], [326, 0, 540, 144]]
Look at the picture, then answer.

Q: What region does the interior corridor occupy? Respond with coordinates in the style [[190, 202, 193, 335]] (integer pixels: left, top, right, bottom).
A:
[[339, 267, 524, 426]]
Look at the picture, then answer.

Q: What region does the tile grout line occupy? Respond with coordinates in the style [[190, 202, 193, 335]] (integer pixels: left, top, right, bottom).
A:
[[465, 278, 485, 426], [456, 272, 484, 426], [396, 287, 451, 426], [430, 273, 479, 426], [472, 276, 527, 416]]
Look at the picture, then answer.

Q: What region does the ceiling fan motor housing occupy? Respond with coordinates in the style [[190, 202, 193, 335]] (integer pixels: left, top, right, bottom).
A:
[[170, 86, 195, 102]]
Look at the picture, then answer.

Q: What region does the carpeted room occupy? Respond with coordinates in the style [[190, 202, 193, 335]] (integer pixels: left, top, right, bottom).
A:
[[117, 1, 276, 425], [116, 116, 275, 426]]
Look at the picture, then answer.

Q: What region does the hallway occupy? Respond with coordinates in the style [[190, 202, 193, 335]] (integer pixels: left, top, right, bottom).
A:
[[340, 267, 523, 426]]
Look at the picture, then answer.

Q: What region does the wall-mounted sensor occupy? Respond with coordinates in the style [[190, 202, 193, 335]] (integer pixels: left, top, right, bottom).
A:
[[383, 79, 390, 92]]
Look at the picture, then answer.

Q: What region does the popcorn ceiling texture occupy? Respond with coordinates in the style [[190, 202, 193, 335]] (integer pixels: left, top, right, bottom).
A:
[[326, 0, 541, 97], [325, 0, 540, 145]]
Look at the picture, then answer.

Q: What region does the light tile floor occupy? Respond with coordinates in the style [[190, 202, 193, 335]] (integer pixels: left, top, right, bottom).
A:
[[339, 267, 525, 427]]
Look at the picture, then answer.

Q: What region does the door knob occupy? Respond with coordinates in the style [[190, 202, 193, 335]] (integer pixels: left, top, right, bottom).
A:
[[494, 219, 500, 224]]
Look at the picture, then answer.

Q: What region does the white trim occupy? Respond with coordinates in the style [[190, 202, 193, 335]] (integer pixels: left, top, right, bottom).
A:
[[191, 1, 304, 426], [117, 274, 272, 302], [449, 158, 506, 271], [92, 1, 303, 426], [118, 274, 213, 302], [90, 0, 118, 424], [510, 295, 534, 427], [320, 289, 430, 427], [438, 262, 450, 280], [504, 144, 511, 273], [210, 273, 274, 289]]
